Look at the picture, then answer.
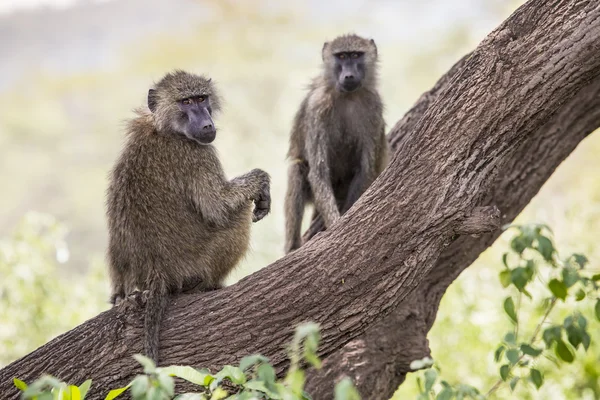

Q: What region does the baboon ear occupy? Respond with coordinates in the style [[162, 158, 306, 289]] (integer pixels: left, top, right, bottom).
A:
[[370, 39, 378, 57], [148, 89, 158, 113], [322, 42, 329, 61]]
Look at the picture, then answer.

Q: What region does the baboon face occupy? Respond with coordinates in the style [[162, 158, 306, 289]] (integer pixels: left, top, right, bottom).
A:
[[148, 70, 222, 146], [333, 51, 366, 93], [322, 34, 377, 94], [174, 95, 216, 144]]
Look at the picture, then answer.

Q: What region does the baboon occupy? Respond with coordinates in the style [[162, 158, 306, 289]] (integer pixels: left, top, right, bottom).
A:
[[106, 70, 271, 363], [284, 34, 388, 254]]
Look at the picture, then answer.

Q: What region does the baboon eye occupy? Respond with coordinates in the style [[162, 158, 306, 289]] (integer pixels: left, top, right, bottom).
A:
[[182, 98, 192, 105], [338, 53, 346, 60], [198, 96, 206, 103], [351, 52, 359, 59]]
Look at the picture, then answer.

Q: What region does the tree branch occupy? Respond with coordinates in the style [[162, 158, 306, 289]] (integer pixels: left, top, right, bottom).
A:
[[306, 51, 600, 400], [1, 1, 599, 399]]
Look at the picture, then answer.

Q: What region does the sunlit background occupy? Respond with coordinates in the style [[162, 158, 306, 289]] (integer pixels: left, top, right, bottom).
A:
[[1, 0, 599, 399]]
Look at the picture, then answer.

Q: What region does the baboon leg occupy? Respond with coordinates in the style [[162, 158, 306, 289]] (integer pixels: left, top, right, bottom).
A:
[[284, 162, 308, 254]]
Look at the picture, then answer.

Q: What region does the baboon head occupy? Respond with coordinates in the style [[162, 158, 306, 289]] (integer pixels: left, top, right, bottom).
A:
[[148, 70, 222, 145], [322, 34, 378, 93]]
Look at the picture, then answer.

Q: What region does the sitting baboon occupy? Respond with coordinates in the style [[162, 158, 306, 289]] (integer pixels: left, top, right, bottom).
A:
[[106, 70, 271, 363]]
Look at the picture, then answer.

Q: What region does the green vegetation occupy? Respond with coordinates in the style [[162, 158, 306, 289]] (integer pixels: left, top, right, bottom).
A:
[[0, 212, 108, 367], [13, 323, 361, 400], [407, 225, 600, 399]]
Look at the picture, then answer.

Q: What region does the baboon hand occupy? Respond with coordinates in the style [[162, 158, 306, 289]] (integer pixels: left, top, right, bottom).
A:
[[251, 169, 271, 222]]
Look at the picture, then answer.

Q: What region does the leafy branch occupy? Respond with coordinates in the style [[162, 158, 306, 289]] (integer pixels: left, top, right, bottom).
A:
[[411, 223, 600, 399]]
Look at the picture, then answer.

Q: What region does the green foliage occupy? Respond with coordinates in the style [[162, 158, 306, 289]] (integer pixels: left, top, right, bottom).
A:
[[14, 323, 360, 400], [409, 224, 600, 399], [334, 378, 361, 400], [15, 375, 92, 400], [0, 213, 109, 367]]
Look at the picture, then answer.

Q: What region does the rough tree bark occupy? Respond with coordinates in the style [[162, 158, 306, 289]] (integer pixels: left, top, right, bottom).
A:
[[306, 54, 600, 400], [1, 1, 599, 399]]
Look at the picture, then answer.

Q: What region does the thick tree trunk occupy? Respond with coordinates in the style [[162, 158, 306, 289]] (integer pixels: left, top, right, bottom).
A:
[[1, 1, 599, 399], [305, 56, 600, 400]]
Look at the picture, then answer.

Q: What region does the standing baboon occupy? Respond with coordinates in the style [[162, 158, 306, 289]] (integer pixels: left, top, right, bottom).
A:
[[284, 34, 388, 254], [106, 70, 271, 363]]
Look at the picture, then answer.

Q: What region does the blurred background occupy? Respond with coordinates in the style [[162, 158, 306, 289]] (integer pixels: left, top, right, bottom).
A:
[[1, 0, 599, 399]]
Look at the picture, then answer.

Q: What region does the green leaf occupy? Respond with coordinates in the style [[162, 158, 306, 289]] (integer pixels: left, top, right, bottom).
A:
[[506, 349, 520, 365], [257, 363, 277, 387], [424, 369, 438, 392], [555, 340, 574, 363], [591, 274, 600, 282], [78, 380, 92, 399], [509, 377, 519, 391], [582, 332, 591, 351], [595, 299, 600, 321], [13, 378, 27, 391], [284, 369, 305, 395], [158, 374, 175, 397], [572, 254, 588, 268], [334, 377, 360, 400], [543, 326, 562, 348], [548, 279, 567, 300], [244, 380, 282, 398], [159, 366, 214, 387], [566, 325, 583, 349], [525, 260, 536, 278], [133, 354, 156, 374], [564, 316, 573, 328], [210, 388, 228, 400], [294, 322, 321, 341], [146, 386, 160, 400], [511, 267, 530, 291], [520, 344, 543, 357], [303, 332, 322, 369], [499, 270, 511, 288], [215, 365, 246, 385], [66, 385, 80, 400], [130, 375, 149, 398], [436, 388, 454, 400], [104, 386, 129, 400], [575, 289, 586, 301], [504, 332, 516, 344], [502, 253, 510, 268], [500, 365, 510, 381], [511, 235, 531, 254], [578, 314, 587, 329], [494, 345, 506, 362], [561, 268, 579, 288], [239, 354, 269, 371], [530, 369, 543, 389], [536, 236, 554, 261], [503, 297, 518, 324]]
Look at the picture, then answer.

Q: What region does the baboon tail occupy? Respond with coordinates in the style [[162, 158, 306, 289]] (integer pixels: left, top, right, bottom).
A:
[[144, 280, 169, 364]]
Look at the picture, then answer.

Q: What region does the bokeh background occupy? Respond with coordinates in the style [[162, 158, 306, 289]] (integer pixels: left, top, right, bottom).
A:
[[1, 0, 599, 399]]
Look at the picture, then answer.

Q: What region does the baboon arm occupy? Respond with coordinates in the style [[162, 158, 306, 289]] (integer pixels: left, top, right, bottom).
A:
[[189, 174, 256, 228], [305, 121, 340, 227]]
